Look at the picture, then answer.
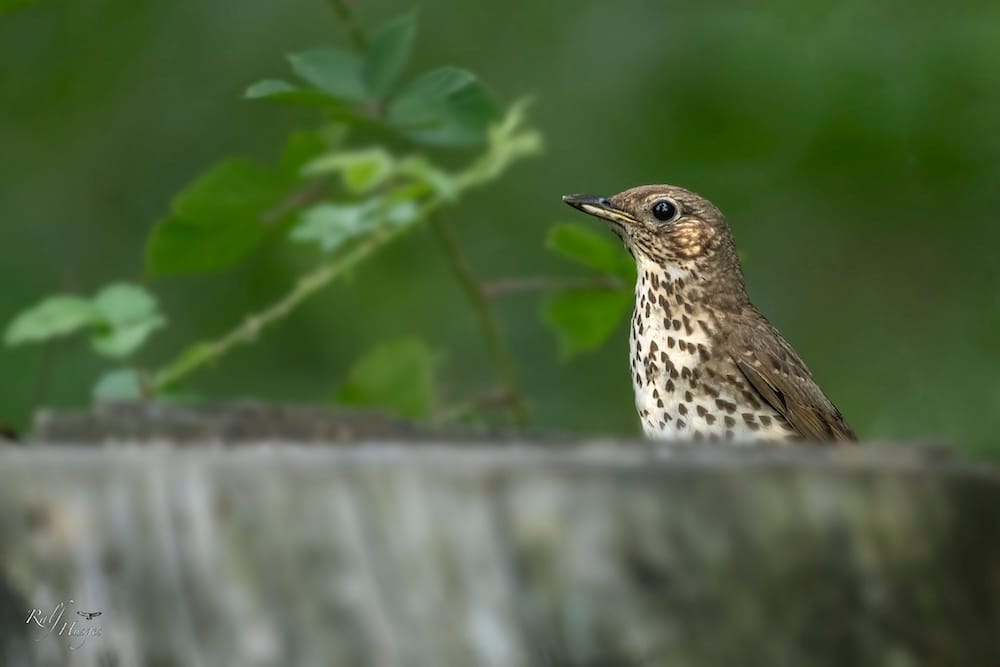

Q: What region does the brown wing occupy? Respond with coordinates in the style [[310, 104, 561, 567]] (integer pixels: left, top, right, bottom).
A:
[[722, 312, 857, 443]]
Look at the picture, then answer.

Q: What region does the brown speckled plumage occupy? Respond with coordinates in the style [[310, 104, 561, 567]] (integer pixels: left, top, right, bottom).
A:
[[563, 185, 855, 444]]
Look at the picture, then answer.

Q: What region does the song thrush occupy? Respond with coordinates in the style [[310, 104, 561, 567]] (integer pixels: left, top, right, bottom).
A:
[[563, 185, 856, 443]]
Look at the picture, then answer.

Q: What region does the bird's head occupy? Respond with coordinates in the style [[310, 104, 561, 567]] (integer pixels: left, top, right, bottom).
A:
[[562, 184, 736, 270]]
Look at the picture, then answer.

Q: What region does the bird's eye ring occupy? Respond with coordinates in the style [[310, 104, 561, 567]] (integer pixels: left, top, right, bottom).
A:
[[651, 199, 679, 222]]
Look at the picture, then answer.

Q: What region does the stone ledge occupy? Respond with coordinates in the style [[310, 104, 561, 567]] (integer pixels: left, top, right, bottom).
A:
[[0, 406, 995, 666]]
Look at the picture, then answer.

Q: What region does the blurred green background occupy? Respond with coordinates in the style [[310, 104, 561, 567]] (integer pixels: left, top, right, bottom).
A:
[[1, 0, 998, 455]]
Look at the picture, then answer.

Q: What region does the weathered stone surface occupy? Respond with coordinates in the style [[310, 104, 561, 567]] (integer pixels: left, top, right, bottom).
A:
[[1, 414, 997, 666]]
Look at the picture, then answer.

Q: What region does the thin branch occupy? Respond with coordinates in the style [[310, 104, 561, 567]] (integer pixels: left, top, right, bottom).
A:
[[429, 217, 529, 427], [327, 0, 368, 51], [153, 229, 389, 392], [261, 182, 329, 225], [482, 275, 624, 299]]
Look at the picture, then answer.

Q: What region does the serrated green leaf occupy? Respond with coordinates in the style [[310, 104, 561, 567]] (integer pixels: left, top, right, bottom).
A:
[[4, 296, 101, 346], [546, 223, 635, 280], [544, 289, 632, 359], [146, 158, 295, 276], [288, 47, 366, 102], [388, 67, 501, 146], [363, 10, 418, 97], [290, 201, 380, 251], [93, 368, 144, 402], [334, 338, 435, 419], [302, 148, 395, 193]]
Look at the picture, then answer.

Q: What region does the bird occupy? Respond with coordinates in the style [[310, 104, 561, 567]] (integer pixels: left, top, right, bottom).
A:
[[562, 185, 856, 443]]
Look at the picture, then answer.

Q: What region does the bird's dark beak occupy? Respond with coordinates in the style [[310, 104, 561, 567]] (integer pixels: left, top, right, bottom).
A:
[[562, 193, 637, 227], [562, 193, 611, 211]]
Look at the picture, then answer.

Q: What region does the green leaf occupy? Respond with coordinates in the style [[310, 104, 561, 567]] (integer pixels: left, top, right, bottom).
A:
[[93, 368, 144, 402], [4, 296, 101, 346], [388, 67, 501, 146], [146, 158, 295, 276], [392, 67, 476, 109], [89, 283, 166, 358], [363, 10, 418, 97], [245, 78, 350, 108], [459, 99, 542, 185], [302, 148, 395, 193], [91, 318, 165, 358], [396, 156, 459, 200], [245, 78, 297, 98], [546, 223, 635, 280], [382, 199, 420, 226], [290, 202, 380, 252], [92, 283, 158, 326], [287, 47, 366, 102], [544, 290, 632, 359], [335, 338, 435, 419]]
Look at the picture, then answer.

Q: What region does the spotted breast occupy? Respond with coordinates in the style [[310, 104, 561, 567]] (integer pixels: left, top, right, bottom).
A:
[[630, 260, 796, 441]]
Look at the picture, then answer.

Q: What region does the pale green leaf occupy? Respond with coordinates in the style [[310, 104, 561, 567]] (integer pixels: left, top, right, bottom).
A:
[[544, 289, 632, 359], [290, 202, 380, 251], [302, 148, 395, 193], [397, 156, 459, 200], [88, 283, 165, 358], [363, 10, 418, 97], [383, 200, 420, 226], [92, 283, 158, 326], [335, 338, 435, 419], [4, 296, 101, 346], [459, 99, 543, 185], [91, 316, 166, 359]]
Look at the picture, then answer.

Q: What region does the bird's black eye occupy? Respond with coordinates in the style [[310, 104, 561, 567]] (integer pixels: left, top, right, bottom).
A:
[[651, 199, 678, 222]]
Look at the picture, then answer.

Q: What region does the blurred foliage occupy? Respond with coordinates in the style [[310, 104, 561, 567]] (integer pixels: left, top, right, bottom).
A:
[[1, 0, 998, 455], [5, 283, 165, 359], [544, 223, 635, 358], [335, 338, 435, 418], [3, 5, 551, 423]]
